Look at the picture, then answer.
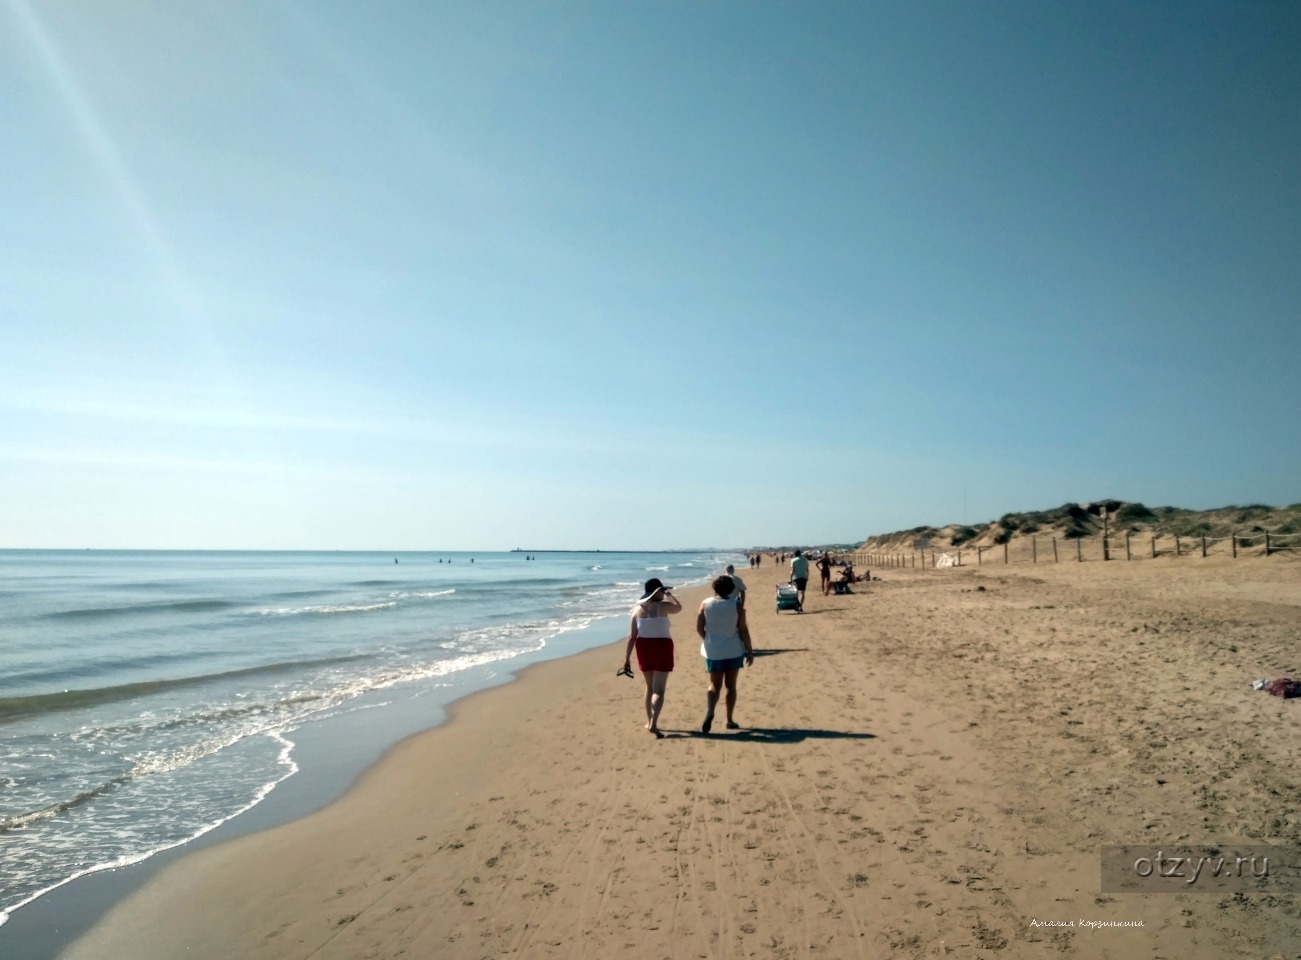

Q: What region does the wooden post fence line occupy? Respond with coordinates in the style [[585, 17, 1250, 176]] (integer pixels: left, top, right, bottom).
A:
[[851, 530, 1299, 570]]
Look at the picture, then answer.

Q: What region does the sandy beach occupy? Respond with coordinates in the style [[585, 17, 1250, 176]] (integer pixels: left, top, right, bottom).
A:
[[59, 557, 1301, 959]]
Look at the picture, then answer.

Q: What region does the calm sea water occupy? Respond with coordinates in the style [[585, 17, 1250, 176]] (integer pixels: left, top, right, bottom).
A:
[[0, 549, 735, 926]]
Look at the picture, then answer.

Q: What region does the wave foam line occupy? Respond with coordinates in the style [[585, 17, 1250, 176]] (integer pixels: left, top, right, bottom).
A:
[[251, 600, 398, 617], [0, 656, 363, 724], [43, 598, 235, 621], [0, 730, 299, 929], [0, 774, 132, 833]]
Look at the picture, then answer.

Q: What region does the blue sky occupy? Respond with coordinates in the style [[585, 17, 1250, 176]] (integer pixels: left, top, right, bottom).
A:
[[2, 1, 1298, 550]]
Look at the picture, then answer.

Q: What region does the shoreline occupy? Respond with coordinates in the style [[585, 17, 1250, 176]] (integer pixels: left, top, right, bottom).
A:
[[45, 560, 1301, 957], [1, 580, 715, 960]]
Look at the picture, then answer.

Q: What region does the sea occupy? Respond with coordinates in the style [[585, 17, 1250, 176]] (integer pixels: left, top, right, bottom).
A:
[[0, 548, 739, 930]]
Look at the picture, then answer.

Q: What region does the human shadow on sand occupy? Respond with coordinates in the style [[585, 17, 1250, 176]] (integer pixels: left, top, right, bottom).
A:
[[662, 727, 875, 743]]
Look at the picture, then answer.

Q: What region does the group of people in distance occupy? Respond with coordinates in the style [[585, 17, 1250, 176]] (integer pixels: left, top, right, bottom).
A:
[[790, 548, 865, 603], [743, 549, 865, 600], [621, 564, 754, 738], [620, 552, 867, 737]]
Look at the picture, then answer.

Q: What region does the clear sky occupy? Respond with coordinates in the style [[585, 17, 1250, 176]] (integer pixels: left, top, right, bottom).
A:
[[2, 1, 1298, 550]]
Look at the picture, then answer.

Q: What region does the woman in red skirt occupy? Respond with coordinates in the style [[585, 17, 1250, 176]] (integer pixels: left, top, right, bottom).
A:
[[622, 578, 682, 737]]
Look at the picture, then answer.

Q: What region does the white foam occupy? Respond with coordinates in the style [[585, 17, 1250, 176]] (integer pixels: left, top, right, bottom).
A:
[[389, 589, 456, 600], [0, 730, 298, 930], [252, 600, 399, 617]]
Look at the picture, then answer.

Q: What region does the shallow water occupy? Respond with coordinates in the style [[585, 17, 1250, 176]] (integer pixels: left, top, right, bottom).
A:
[[0, 549, 734, 926]]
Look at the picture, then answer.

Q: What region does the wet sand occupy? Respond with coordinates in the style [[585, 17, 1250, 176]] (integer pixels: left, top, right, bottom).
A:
[[60, 557, 1301, 958]]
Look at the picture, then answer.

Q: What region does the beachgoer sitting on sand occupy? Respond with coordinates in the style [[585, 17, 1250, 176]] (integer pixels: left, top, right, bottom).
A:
[[824, 566, 854, 595]]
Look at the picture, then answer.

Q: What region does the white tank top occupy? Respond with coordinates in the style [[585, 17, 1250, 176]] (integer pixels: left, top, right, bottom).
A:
[[700, 596, 745, 660], [634, 601, 672, 639]]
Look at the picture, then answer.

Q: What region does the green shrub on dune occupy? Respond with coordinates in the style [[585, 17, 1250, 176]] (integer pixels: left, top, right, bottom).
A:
[[858, 501, 1296, 554]]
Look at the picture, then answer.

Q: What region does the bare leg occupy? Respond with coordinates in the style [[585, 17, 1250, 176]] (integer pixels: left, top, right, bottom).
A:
[[703, 671, 724, 733], [649, 671, 667, 735], [723, 668, 740, 727], [643, 671, 667, 736]]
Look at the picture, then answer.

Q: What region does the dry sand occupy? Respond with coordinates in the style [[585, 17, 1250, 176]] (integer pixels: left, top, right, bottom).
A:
[[61, 557, 1301, 959]]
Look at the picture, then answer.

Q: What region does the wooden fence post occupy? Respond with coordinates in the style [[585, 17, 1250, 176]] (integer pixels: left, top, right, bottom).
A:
[[1052, 538, 1058, 562], [1003, 541, 1009, 564], [978, 546, 983, 566], [1151, 537, 1156, 559], [1202, 536, 1207, 558], [1125, 533, 1131, 560], [1076, 538, 1082, 562], [1175, 535, 1180, 557], [1232, 532, 1237, 558], [1032, 537, 1037, 563], [1266, 531, 1271, 556]]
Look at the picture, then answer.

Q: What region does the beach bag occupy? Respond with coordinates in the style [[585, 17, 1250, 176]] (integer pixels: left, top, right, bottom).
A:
[[1262, 678, 1301, 698]]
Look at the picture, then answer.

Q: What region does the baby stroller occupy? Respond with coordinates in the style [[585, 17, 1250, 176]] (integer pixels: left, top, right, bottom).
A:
[[775, 583, 802, 613]]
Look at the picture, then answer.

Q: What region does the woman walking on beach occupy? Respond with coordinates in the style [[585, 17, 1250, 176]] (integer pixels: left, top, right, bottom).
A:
[[696, 575, 755, 733], [622, 578, 682, 737]]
